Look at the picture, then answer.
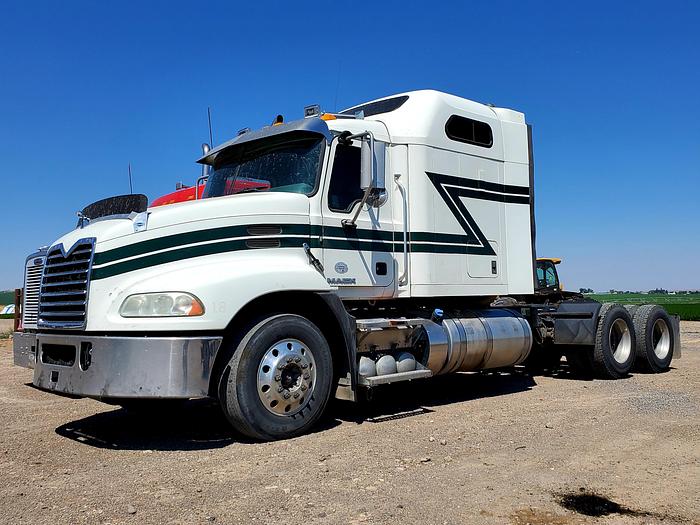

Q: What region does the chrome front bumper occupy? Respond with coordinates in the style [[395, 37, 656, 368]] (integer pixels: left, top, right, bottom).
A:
[[13, 332, 38, 369], [33, 333, 223, 399]]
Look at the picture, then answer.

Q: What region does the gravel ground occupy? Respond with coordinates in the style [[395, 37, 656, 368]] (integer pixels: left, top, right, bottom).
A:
[[1, 322, 698, 525]]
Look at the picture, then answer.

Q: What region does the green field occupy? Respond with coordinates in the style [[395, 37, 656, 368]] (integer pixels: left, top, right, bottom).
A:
[[0, 290, 15, 306], [588, 293, 700, 321]]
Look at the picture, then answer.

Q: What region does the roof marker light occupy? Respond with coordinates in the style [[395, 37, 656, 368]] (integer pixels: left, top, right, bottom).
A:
[[304, 104, 321, 118]]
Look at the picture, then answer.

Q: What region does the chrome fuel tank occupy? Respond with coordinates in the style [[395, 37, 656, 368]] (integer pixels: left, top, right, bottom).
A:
[[421, 309, 532, 375]]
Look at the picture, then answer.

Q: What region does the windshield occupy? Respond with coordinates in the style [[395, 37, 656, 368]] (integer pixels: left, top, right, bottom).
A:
[[203, 132, 325, 199]]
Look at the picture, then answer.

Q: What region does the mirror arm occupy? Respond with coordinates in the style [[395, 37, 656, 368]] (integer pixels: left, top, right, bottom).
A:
[[342, 130, 373, 144], [341, 185, 373, 229], [340, 130, 376, 229], [337, 130, 353, 145], [195, 174, 209, 200]]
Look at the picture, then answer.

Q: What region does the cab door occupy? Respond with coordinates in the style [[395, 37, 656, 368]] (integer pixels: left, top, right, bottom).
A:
[[320, 139, 395, 299]]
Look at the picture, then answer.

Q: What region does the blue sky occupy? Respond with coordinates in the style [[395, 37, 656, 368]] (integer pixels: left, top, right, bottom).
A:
[[1, 1, 698, 291]]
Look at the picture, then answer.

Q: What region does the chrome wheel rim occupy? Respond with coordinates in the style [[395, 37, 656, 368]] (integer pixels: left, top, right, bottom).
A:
[[257, 338, 316, 416], [609, 318, 632, 364], [652, 318, 671, 360]]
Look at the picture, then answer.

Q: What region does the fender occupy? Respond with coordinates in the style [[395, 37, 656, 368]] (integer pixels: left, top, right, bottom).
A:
[[318, 292, 358, 398]]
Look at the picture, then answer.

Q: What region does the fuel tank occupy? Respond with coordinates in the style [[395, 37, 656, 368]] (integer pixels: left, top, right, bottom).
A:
[[420, 309, 532, 375]]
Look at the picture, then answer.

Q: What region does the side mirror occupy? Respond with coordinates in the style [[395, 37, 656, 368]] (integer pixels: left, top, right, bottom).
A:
[[360, 139, 373, 190], [359, 134, 386, 193]]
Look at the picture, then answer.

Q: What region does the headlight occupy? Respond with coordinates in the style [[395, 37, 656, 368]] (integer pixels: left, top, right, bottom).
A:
[[119, 292, 204, 317]]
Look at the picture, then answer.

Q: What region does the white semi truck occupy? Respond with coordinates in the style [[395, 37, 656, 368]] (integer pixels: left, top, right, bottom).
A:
[[13, 90, 681, 440]]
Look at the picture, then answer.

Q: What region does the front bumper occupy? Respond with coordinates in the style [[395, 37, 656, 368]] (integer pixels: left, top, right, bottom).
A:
[[13, 332, 38, 369], [33, 333, 223, 399]]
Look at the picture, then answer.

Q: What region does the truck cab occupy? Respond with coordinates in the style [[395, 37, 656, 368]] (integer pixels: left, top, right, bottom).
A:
[[536, 257, 562, 292]]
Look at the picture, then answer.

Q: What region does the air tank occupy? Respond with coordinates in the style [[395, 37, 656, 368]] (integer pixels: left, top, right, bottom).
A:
[[419, 309, 532, 375]]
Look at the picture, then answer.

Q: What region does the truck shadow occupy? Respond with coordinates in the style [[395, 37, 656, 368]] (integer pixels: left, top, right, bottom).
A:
[[55, 399, 237, 450], [54, 370, 536, 450], [54, 399, 342, 451]]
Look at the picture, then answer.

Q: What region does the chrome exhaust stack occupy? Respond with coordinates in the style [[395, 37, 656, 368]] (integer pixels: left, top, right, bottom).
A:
[[196, 143, 211, 200]]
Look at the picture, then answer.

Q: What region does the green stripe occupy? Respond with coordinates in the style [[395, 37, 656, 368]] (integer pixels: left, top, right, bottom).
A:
[[410, 231, 478, 245], [318, 225, 395, 242], [94, 222, 480, 268], [90, 222, 495, 280], [92, 236, 310, 280], [321, 238, 398, 253], [94, 223, 309, 266], [410, 243, 482, 254], [92, 239, 478, 281]]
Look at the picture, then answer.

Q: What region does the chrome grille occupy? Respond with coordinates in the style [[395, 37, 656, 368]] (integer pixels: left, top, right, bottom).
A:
[[38, 239, 95, 329], [22, 250, 46, 329]]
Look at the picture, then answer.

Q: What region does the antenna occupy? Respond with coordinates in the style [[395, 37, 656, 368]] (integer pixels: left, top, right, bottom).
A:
[[128, 163, 133, 194], [207, 107, 214, 146]]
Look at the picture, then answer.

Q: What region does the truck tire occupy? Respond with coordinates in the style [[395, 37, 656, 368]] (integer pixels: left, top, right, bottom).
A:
[[592, 303, 636, 379], [218, 314, 333, 440], [624, 304, 640, 318], [631, 305, 674, 373]]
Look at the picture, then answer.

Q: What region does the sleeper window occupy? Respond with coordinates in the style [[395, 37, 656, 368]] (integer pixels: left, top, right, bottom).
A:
[[445, 115, 493, 148]]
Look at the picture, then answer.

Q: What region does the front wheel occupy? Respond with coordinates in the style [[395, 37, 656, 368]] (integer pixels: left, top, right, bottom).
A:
[[218, 314, 333, 441]]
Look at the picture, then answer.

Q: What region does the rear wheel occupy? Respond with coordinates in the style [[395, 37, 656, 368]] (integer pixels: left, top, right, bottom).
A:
[[624, 304, 640, 318], [632, 305, 674, 373], [592, 303, 636, 379], [218, 314, 333, 441]]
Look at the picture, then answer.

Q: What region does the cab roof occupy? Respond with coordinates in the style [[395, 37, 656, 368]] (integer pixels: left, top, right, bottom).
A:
[[198, 90, 528, 165]]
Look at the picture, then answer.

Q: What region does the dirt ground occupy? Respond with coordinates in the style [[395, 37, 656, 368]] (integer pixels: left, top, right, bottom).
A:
[[1, 323, 698, 525], [0, 318, 13, 334]]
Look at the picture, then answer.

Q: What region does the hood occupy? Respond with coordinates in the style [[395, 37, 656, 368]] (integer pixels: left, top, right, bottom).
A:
[[49, 192, 311, 254]]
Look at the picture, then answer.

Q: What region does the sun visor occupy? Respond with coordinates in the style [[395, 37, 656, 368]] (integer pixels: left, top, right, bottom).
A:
[[197, 117, 332, 166], [81, 194, 148, 221]]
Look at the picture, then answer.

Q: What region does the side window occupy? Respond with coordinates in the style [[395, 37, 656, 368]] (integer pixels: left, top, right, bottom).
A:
[[536, 261, 558, 288], [445, 115, 493, 148], [536, 266, 545, 287], [328, 143, 363, 212]]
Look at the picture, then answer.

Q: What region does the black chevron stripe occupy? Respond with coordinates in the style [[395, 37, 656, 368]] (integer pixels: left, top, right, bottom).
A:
[[425, 171, 531, 257], [425, 171, 530, 196]]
